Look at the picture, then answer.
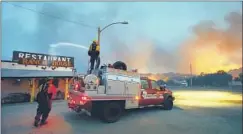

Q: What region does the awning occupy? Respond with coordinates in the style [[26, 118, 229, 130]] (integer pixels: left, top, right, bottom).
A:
[[1, 68, 74, 78]]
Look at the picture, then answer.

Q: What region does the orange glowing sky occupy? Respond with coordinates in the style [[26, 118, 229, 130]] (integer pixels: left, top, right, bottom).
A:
[[183, 45, 242, 74]]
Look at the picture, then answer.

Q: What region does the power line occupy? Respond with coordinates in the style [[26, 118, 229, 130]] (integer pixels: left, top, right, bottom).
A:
[[5, 2, 97, 29]]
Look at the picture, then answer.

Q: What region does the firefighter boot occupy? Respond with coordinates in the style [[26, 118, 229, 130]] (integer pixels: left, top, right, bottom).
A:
[[34, 116, 41, 127], [34, 107, 42, 127], [40, 109, 50, 125]]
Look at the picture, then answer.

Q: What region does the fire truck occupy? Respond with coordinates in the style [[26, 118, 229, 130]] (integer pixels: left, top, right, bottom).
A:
[[68, 63, 175, 123]]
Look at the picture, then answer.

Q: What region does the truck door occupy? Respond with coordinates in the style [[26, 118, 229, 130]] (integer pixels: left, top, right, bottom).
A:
[[125, 81, 140, 109], [139, 79, 156, 106], [150, 80, 164, 105]]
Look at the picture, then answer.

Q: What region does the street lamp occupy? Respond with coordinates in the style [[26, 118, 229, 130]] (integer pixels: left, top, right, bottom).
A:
[[97, 21, 129, 45], [92, 21, 128, 71]]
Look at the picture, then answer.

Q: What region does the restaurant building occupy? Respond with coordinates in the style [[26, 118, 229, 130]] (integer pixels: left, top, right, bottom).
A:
[[1, 51, 77, 103]]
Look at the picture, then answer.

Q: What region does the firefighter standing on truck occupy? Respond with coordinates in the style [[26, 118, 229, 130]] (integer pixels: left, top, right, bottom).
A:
[[34, 78, 56, 127], [88, 40, 100, 74]]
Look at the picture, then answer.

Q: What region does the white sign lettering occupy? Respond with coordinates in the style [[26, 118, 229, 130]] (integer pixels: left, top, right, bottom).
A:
[[141, 91, 164, 99], [13, 51, 74, 67], [18, 53, 25, 58]]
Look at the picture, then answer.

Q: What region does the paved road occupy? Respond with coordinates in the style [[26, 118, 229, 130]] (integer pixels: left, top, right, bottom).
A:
[[2, 99, 242, 134]]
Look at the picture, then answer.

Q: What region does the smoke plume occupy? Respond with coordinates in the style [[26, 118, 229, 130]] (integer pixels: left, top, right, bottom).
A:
[[3, 2, 242, 74], [103, 11, 242, 74], [102, 35, 179, 73], [177, 12, 242, 74]]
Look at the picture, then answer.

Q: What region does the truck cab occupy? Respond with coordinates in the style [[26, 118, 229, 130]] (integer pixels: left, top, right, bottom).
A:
[[67, 67, 174, 123], [139, 77, 174, 108]]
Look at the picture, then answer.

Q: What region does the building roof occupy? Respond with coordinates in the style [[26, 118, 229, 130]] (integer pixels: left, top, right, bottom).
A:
[[1, 68, 74, 78]]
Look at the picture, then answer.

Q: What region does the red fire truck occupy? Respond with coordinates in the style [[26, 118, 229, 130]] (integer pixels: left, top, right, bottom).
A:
[[68, 65, 175, 123]]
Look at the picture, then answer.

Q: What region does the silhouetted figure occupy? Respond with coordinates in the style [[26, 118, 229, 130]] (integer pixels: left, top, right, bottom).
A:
[[88, 40, 100, 74], [34, 78, 56, 127]]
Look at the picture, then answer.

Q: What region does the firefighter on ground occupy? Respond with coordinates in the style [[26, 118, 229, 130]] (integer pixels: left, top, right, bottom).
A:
[[34, 77, 56, 127], [88, 39, 100, 74]]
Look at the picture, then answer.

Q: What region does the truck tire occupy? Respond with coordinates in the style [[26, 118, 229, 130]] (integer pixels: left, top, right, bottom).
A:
[[113, 61, 127, 71], [91, 110, 100, 118], [91, 102, 101, 118], [162, 97, 173, 110], [100, 102, 123, 123]]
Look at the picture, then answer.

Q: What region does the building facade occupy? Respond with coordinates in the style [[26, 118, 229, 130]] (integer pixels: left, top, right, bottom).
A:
[[1, 51, 78, 103]]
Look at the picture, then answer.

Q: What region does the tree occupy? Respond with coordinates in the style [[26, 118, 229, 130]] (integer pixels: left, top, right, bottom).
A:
[[157, 79, 166, 86], [200, 72, 205, 76], [217, 70, 226, 75], [189, 70, 232, 87]]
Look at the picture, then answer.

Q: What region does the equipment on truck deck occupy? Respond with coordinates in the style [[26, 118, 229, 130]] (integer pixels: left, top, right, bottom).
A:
[[68, 62, 174, 123]]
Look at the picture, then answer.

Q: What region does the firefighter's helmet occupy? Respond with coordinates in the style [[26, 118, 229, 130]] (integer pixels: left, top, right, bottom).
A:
[[46, 77, 54, 84], [93, 39, 97, 44]]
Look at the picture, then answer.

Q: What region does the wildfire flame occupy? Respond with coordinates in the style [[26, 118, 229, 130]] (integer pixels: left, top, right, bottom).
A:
[[141, 74, 169, 82], [179, 44, 242, 74]]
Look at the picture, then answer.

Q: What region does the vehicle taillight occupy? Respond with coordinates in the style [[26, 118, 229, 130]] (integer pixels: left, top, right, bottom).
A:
[[81, 96, 88, 101], [80, 100, 84, 105], [74, 84, 79, 91], [135, 96, 139, 100]]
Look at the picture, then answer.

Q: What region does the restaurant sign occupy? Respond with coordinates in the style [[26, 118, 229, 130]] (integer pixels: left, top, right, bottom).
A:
[[12, 51, 74, 67]]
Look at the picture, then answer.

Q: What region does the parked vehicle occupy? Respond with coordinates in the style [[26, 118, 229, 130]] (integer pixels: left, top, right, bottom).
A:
[[34, 90, 64, 101], [1, 92, 31, 104]]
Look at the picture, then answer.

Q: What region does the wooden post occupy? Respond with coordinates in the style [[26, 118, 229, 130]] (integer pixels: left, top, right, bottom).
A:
[[30, 78, 36, 103], [64, 78, 69, 100]]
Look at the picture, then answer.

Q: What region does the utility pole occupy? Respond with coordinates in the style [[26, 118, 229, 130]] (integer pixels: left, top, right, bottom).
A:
[[190, 63, 193, 87], [97, 27, 101, 46], [96, 22, 128, 68]]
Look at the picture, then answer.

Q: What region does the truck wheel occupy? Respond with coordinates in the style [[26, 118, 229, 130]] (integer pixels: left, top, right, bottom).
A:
[[91, 103, 101, 118], [100, 102, 123, 123], [91, 110, 100, 118], [162, 97, 173, 110]]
